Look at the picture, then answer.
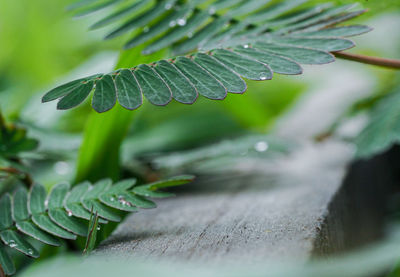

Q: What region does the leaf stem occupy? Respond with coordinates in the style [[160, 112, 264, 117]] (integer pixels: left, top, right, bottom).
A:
[[0, 167, 33, 187], [0, 264, 5, 277], [334, 52, 400, 70]]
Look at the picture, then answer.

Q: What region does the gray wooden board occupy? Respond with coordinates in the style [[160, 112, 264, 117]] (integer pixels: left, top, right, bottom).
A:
[[98, 142, 361, 265]]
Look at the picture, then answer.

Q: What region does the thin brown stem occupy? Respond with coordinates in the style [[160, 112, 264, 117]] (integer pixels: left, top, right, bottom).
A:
[[0, 264, 6, 277], [0, 167, 33, 187], [334, 52, 400, 70]]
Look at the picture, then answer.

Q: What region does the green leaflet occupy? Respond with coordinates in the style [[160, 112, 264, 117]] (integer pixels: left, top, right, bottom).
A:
[[106, 0, 177, 39], [15, 222, 60, 246], [131, 175, 194, 198], [154, 60, 198, 104], [132, 186, 174, 198], [119, 193, 156, 209], [104, 179, 137, 194], [57, 81, 94, 110], [254, 42, 335, 65], [82, 179, 121, 222], [291, 10, 367, 34], [0, 195, 12, 230], [41, 78, 85, 102], [83, 211, 99, 255], [0, 230, 39, 258], [65, 182, 96, 221], [174, 57, 227, 100], [90, 0, 151, 30], [0, 243, 15, 275], [146, 175, 195, 190], [247, 0, 307, 22], [31, 214, 76, 240], [73, 0, 124, 17], [48, 183, 87, 236], [296, 25, 372, 38], [193, 53, 246, 94], [12, 189, 29, 222], [124, 5, 193, 49], [212, 49, 273, 81], [266, 36, 355, 52], [234, 46, 302, 75], [278, 4, 358, 33], [173, 17, 230, 55], [115, 69, 143, 110], [134, 65, 172, 106], [92, 75, 117, 113], [264, 3, 333, 27], [143, 10, 210, 55]]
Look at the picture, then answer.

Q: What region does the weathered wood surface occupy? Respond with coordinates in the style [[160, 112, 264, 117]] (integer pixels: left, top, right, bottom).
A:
[[98, 142, 358, 263]]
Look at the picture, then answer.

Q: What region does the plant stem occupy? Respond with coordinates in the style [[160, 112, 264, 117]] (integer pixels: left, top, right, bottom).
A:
[[75, 46, 166, 184], [335, 52, 400, 69], [0, 167, 33, 187]]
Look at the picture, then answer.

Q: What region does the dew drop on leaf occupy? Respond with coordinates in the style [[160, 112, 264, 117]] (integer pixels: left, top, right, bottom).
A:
[[254, 141, 269, 152], [9, 240, 16, 248], [164, 3, 172, 10], [169, 20, 177, 27], [54, 161, 70, 175], [177, 18, 186, 26], [259, 72, 269, 80]]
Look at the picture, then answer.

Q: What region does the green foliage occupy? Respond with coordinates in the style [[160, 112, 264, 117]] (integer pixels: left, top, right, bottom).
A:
[[355, 82, 400, 159], [0, 113, 38, 161], [0, 175, 194, 275], [42, 0, 371, 113], [83, 210, 100, 256]]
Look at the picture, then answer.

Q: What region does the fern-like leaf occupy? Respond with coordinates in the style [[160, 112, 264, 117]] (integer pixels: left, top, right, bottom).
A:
[[0, 175, 194, 275], [355, 83, 400, 159], [42, 1, 371, 113]]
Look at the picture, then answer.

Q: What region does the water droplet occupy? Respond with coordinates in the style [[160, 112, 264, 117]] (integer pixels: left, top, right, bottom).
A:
[[9, 240, 16, 248], [97, 226, 101, 231], [187, 32, 193, 38], [259, 72, 269, 80], [28, 249, 34, 255], [177, 18, 186, 26], [165, 3, 172, 10], [117, 196, 132, 207], [169, 20, 177, 27], [44, 200, 49, 207], [243, 44, 250, 49], [110, 197, 115, 202], [209, 7, 216, 15], [143, 26, 149, 33], [254, 141, 269, 152], [67, 210, 73, 217], [54, 161, 70, 175]]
